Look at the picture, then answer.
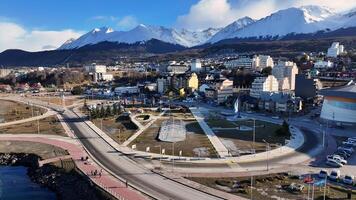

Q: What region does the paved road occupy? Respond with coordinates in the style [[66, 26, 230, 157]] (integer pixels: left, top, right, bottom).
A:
[[63, 109, 224, 200]]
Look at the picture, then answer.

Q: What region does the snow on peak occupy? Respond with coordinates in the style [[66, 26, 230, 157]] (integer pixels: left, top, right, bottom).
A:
[[58, 5, 356, 49], [208, 16, 255, 43], [299, 5, 334, 23]]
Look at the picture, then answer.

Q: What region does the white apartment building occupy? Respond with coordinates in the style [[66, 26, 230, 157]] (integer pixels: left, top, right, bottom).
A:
[[84, 63, 107, 73], [314, 60, 334, 68], [114, 86, 139, 95], [214, 79, 234, 104], [272, 61, 299, 91], [157, 78, 168, 94], [250, 75, 279, 98], [191, 59, 202, 72], [327, 42, 344, 58], [253, 55, 274, 71], [225, 57, 253, 69]]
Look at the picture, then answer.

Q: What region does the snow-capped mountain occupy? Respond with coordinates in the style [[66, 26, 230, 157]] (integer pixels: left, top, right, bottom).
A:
[[209, 5, 356, 43], [208, 17, 255, 43], [59, 25, 220, 49], [210, 5, 335, 42], [59, 5, 356, 49]]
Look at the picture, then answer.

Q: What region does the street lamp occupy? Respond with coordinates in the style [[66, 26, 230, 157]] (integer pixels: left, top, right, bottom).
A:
[[262, 139, 270, 171], [154, 145, 162, 169], [172, 142, 175, 172]]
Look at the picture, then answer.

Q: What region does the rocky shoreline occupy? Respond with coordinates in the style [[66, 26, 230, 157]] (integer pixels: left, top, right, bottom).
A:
[[0, 153, 115, 200]]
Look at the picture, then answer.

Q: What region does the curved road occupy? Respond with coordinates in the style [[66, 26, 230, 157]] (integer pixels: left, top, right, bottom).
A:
[[63, 109, 225, 200]]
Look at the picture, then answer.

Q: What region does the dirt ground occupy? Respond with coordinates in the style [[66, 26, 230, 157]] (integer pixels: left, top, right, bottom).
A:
[[187, 173, 356, 200], [206, 116, 287, 154], [92, 117, 136, 144], [0, 116, 67, 136], [0, 100, 46, 122], [0, 141, 68, 160], [129, 118, 217, 157], [31, 96, 82, 106]]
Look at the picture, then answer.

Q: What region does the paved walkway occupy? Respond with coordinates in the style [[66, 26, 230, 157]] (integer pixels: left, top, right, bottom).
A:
[[122, 110, 166, 147], [0, 110, 56, 127], [38, 155, 72, 167], [190, 107, 230, 158], [0, 135, 147, 200]]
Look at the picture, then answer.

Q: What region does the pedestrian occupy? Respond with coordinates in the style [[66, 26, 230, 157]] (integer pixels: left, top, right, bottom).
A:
[[125, 180, 128, 188]]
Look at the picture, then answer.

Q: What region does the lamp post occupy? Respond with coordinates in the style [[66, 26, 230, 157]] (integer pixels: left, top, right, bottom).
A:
[[154, 145, 162, 169], [172, 142, 175, 172], [263, 139, 270, 171]]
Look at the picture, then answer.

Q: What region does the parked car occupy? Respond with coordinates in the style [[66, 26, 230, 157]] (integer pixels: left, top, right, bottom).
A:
[[319, 170, 328, 179], [327, 155, 347, 165], [329, 170, 341, 181], [288, 183, 304, 192], [348, 137, 356, 142], [343, 175, 354, 185], [343, 140, 356, 146], [335, 150, 351, 158], [326, 159, 343, 168], [338, 146, 354, 154]]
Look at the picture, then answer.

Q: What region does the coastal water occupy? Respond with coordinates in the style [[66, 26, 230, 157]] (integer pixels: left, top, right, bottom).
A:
[[0, 166, 56, 200]]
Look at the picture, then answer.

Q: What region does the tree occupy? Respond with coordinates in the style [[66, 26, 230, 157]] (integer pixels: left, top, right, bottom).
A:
[[261, 67, 272, 76], [71, 86, 83, 95], [100, 106, 105, 118], [112, 103, 118, 115], [275, 120, 291, 136], [105, 106, 112, 117]]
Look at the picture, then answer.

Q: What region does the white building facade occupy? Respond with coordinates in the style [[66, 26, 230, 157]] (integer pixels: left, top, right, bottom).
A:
[[250, 75, 279, 98]]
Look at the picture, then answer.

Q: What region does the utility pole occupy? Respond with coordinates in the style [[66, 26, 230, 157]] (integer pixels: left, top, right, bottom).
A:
[[263, 139, 270, 171], [253, 118, 256, 153], [323, 175, 327, 200], [250, 175, 253, 200], [172, 142, 175, 173], [36, 111, 40, 134]]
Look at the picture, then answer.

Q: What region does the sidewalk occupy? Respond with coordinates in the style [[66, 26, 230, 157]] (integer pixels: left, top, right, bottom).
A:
[[122, 110, 166, 146], [190, 107, 230, 158], [0, 135, 147, 200]]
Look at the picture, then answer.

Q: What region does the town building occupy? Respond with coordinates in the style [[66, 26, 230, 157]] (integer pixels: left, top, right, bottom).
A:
[[0, 68, 11, 78], [114, 86, 139, 95], [250, 75, 279, 98], [186, 73, 199, 92], [253, 55, 274, 71], [157, 78, 168, 94], [327, 42, 344, 58], [295, 74, 318, 100], [272, 61, 299, 91], [320, 80, 356, 124], [191, 59, 202, 72], [314, 60, 334, 69], [84, 63, 113, 82], [225, 56, 253, 69]]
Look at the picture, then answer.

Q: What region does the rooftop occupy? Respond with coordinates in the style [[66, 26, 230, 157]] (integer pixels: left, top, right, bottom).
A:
[[319, 80, 356, 99]]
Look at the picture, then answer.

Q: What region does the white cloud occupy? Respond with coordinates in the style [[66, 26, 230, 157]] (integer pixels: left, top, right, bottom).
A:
[[117, 15, 139, 30], [176, 0, 356, 30], [0, 21, 83, 52]]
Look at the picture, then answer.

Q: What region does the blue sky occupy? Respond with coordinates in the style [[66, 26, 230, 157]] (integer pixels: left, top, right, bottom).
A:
[[0, 0, 354, 52], [0, 0, 197, 31]]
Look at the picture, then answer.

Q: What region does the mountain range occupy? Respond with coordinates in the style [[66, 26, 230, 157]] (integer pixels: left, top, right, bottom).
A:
[[59, 5, 356, 49]]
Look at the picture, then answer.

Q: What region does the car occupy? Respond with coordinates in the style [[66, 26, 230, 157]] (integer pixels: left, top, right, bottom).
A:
[[335, 150, 351, 158], [326, 159, 343, 168], [327, 155, 347, 165], [338, 146, 354, 154], [348, 137, 356, 142], [343, 140, 356, 147], [329, 170, 341, 181], [343, 175, 354, 185], [288, 183, 304, 192], [319, 170, 328, 179]]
